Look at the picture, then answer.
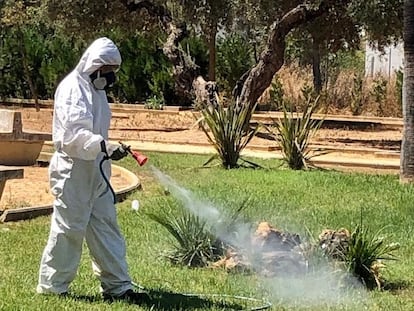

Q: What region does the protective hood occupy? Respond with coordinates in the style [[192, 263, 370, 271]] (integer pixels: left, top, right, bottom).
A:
[[75, 37, 122, 76], [51, 37, 121, 162]]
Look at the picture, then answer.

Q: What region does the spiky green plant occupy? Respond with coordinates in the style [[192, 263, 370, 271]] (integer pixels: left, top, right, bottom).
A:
[[146, 209, 223, 267], [268, 96, 324, 170], [197, 96, 260, 169], [146, 198, 252, 267], [343, 225, 399, 289]]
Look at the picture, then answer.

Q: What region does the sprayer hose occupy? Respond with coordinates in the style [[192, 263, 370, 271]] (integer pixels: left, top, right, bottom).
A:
[[99, 157, 117, 204], [131, 281, 272, 311]]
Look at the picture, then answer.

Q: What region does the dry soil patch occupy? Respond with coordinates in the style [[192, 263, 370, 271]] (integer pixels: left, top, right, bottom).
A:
[[0, 165, 130, 210]]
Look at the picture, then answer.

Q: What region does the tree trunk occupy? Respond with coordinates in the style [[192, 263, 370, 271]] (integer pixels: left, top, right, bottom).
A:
[[122, 0, 346, 109], [234, 0, 345, 108], [401, 0, 414, 183], [207, 28, 217, 81], [121, 1, 195, 105], [162, 22, 200, 105], [312, 36, 322, 94]]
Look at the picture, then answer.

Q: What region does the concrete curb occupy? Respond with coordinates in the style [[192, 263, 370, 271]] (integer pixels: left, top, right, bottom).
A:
[[112, 164, 142, 202]]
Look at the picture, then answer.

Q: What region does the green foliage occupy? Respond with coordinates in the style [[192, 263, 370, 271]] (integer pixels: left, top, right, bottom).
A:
[[0, 25, 77, 99], [145, 196, 252, 268], [145, 95, 164, 110], [0, 1, 74, 101], [0, 28, 24, 98], [396, 69, 403, 107], [181, 35, 209, 78], [216, 33, 254, 94], [146, 208, 222, 267], [343, 225, 399, 289], [350, 0, 403, 47], [326, 50, 366, 87], [1, 27, 37, 99], [0, 26, 178, 104], [371, 76, 388, 116], [333, 49, 366, 72], [350, 72, 365, 116], [269, 96, 323, 170], [198, 97, 260, 169], [265, 76, 285, 111], [112, 33, 175, 104]]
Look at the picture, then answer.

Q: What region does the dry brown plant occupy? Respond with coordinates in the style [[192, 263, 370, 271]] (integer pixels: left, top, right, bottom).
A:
[[258, 63, 402, 117]]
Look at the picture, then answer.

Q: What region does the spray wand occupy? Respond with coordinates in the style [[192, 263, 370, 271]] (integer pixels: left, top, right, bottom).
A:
[[118, 141, 148, 166], [100, 141, 148, 204]]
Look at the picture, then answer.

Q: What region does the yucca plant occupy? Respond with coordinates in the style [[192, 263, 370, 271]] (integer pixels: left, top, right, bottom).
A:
[[197, 95, 260, 169], [146, 198, 252, 267], [340, 225, 399, 289], [268, 96, 324, 170], [146, 209, 224, 267]]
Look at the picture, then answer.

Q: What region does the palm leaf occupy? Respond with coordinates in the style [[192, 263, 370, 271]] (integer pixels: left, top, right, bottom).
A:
[[146, 208, 223, 267], [344, 224, 399, 289], [269, 96, 324, 170], [198, 95, 259, 169]]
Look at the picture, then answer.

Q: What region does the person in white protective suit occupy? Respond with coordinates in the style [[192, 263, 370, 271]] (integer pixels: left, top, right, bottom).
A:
[[37, 37, 148, 304]]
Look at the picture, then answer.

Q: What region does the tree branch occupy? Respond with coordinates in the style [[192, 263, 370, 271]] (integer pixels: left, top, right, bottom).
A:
[[236, 0, 350, 108], [120, 0, 172, 26], [121, 0, 205, 105]]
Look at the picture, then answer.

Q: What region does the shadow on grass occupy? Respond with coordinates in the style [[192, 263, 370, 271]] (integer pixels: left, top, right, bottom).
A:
[[64, 293, 101, 303], [138, 288, 245, 310], [382, 280, 412, 293], [67, 289, 245, 310]]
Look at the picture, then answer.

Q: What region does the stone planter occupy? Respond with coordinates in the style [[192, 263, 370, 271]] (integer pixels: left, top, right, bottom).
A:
[[0, 109, 51, 166], [0, 141, 45, 166]]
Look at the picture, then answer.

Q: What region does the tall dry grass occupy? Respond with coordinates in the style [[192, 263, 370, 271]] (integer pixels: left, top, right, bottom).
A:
[[258, 63, 402, 117]]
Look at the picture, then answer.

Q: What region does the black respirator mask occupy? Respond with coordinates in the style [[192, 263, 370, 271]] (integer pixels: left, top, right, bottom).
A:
[[90, 70, 116, 90]]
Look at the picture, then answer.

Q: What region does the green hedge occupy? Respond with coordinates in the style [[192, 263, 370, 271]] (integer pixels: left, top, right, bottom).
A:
[[0, 26, 207, 106]]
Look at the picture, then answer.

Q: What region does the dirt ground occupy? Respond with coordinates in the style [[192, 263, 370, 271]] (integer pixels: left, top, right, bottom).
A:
[[0, 165, 130, 210], [0, 106, 403, 210], [18, 107, 402, 150]]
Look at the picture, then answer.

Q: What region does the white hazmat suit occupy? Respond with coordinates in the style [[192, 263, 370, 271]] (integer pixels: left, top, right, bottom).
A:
[[37, 37, 133, 296]]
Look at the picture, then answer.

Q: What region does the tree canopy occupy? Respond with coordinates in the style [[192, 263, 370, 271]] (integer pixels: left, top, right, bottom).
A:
[[0, 0, 404, 106]]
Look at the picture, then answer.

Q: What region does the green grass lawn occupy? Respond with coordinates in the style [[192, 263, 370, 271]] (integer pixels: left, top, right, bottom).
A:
[[1, 152, 414, 310]]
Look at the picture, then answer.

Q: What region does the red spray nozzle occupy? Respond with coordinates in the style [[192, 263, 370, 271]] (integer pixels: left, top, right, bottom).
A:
[[119, 141, 148, 166], [130, 150, 148, 166]]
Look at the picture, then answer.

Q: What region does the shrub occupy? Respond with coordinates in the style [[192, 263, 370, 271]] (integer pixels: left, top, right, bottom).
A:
[[343, 225, 399, 289], [319, 225, 399, 289], [350, 72, 365, 115], [146, 199, 251, 267], [145, 95, 164, 110], [259, 76, 285, 111], [268, 96, 324, 170], [395, 69, 403, 108], [112, 33, 174, 104], [197, 96, 260, 169], [371, 76, 388, 116], [147, 209, 222, 267], [216, 33, 254, 95]]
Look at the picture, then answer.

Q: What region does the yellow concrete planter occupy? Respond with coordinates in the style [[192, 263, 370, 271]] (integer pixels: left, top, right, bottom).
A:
[[0, 109, 51, 166], [0, 141, 45, 166]]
